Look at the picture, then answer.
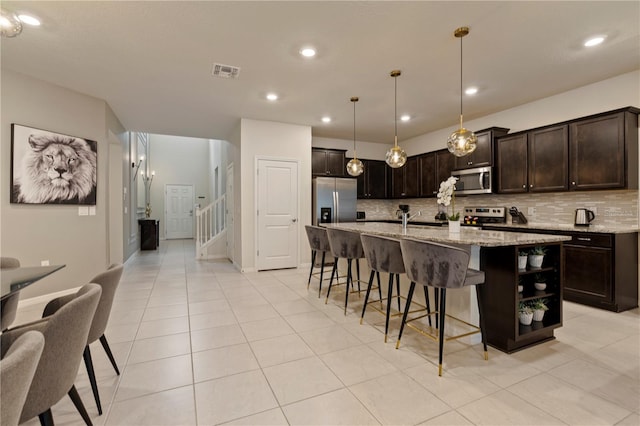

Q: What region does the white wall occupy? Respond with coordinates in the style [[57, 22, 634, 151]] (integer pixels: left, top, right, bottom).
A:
[[238, 119, 312, 271], [1, 70, 125, 298], [148, 134, 211, 239]]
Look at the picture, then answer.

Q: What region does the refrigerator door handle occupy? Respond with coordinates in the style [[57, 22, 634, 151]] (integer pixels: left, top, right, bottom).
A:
[[335, 191, 340, 223]]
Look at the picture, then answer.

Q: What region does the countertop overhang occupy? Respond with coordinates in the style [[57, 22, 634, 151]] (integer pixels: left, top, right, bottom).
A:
[[326, 222, 570, 247]]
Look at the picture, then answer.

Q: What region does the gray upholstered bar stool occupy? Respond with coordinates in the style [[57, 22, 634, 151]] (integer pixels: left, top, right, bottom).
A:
[[397, 238, 488, 376], [325, 228, 365, 315], [360, 233, 431, 343], [304, 225, 332, 297]]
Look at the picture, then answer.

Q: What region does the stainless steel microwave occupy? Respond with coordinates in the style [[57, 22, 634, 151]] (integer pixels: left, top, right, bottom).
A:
[[451, 166, 492, 195]]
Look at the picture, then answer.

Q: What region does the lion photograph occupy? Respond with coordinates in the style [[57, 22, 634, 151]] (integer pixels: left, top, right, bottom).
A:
[[11, 124, 97, 205]]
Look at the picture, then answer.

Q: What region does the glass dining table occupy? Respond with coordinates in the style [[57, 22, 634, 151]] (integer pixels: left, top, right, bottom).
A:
[[1, 264, 66, 300]]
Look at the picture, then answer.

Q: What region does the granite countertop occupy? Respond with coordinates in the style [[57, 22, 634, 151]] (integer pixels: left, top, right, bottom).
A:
[[483, 222, 640, 234], [326, 222, 570, 247]]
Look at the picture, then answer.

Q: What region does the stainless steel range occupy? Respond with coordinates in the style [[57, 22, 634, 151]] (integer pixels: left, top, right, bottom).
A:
[[462, 206, 507, 226]]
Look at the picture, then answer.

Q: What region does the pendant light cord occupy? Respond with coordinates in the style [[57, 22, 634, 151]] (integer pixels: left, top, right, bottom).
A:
[[394, 74, 398, 147], [353, 100, 356, 153]]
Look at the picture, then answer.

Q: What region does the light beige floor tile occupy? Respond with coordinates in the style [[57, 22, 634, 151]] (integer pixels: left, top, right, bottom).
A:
[[586, 334, 640, 381], [548, 358, 640, 413], [508, 373, 631, 425], [284, 310, 335, 333], [190, 323, 247, 352], [299, 324, 362, 355], [418, 410, 474, 425], [223, 286, 263, 300], [250, 333, 315, 368], [110, 298, 149, 312], [349, 371, 450, 425], [263, 356, 343, 405], [367, 340, 430, 371], [194, 370, 278, 425], [116, 354, 193, 401], [187, 288, 225, 302], [192, 343, 259, 382], [141, 303, 188, 321], [146, 295, 188, 308], [240, 316, 294, 341], [189, 309, 238, 330], [188, 298, 231, 315], [617, 412, 640, 425], [282, 388, 380, 425], [342, 320, 386, 344], [136, 316, 190, 339], [222, 408, 289, 425], [232, 303, 280, 323], [106, 385, 196, 425], [321, 344, 398, 386], [128, 332, 191, 364], [272, 298, 318, 316], [107, 308, 145, 326], [457, 389, 564, 425], [104, 323, 139, 344]]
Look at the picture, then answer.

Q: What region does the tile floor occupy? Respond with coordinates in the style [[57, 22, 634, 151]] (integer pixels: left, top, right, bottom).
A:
[[14, 239, 640, 425]]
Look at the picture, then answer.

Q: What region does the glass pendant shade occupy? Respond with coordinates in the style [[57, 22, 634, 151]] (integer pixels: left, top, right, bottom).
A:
[[447, 27, 477, 157], [346, 158, 364, 176], [1, 9, 22, 38], [385, 70, 407, 169]]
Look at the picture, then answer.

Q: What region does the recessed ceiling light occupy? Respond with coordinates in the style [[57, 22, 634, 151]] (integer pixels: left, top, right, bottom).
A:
[[300, 47, 316, 57], [266, 93, 278, 101], [18, 14, 40, 26], [584, 36, 605, 47], [400, 115, 411, 122], [321, 116, 331, 123], [465, 87, 478, 95]]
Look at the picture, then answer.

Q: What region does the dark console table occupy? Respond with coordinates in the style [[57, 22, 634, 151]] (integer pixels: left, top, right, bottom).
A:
[[139, 219, 159, 250]]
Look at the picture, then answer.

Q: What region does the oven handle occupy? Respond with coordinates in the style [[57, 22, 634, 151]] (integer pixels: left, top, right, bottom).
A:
[[478, 172, 485, 189]]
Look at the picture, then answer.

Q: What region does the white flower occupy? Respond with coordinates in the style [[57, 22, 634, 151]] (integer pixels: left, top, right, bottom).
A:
[[436, 177, 458, 206]]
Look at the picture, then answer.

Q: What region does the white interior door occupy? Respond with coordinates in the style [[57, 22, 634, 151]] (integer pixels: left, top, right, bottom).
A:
[[256, 159, 298, 271], [165, 184, 194, 239], [226, 164, 234, 262]]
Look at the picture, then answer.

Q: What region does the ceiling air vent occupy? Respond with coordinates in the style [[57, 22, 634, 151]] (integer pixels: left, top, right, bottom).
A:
[[212, 63, 240, 79]]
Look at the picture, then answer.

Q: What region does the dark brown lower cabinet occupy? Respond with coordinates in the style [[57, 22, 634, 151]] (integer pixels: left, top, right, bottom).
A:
[[139, 219, 159, 250], [479, 242, 563, 353]]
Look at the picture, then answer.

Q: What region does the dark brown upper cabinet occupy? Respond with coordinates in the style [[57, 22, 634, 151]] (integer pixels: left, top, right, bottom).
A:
[[496, 125, 569, 194], [454, 127, 509, 169], [569, 110, 638, 190], [353, 159, 388, 199], [312, 148, 346, 177], [418, 149, 456, 197], [391, 156, 418, 198]]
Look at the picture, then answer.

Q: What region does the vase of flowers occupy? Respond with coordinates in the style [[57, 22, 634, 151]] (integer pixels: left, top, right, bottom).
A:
[[437, 176, 460, 233]]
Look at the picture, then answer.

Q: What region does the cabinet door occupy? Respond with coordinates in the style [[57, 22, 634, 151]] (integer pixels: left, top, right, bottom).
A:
[[367, 160, 388, 199], [455, 131, 492, 169], [436, 149, 456, 186], [496, 133, 528, 193], [418, 153, 436, 197], [312, 150, 327, 175], [528, 125, 568, 192], [355, 160, 366, 198], [404, 157, 419, 197], [564, 245, 612, 305], [569, 112, 625, 190], [326, 150, 346, 176]]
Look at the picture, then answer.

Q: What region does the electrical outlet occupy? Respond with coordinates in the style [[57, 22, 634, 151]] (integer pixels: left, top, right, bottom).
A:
[[41, 260, 50, 266], [528, 207, 536, 215]]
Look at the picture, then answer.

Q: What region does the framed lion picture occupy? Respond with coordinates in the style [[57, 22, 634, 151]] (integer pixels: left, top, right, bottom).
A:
[[11, 124, 97, 205]]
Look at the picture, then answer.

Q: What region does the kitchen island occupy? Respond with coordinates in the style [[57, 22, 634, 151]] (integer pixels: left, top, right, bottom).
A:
[[325, 222, 571, 353]]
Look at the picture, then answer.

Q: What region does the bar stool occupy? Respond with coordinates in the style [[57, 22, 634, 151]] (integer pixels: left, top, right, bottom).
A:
[[304, 225, 332, 297], [360, 234, 432, 343], [325, 228, 365, 315], [397, 238, 488, 376]]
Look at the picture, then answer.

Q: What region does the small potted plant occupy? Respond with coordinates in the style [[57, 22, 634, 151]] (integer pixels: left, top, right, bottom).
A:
[[518, 301, 533, 325], [518, 250, 528, 270], [534, 273, 547, 291], [518, 277, 524, 293], [528, 246, 546, 268], [531, 298, 549, 322]]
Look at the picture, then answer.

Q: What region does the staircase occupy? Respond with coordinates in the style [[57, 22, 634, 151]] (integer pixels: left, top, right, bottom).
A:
[[195, 195, 226, 259]]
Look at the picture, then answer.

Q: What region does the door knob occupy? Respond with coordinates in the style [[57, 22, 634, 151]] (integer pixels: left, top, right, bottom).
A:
[[291, 218, 297, 223]]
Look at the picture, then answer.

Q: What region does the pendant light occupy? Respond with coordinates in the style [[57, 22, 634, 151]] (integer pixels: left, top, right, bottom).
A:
[[0, 8, 23, 38], [447, 27, 478, 157], [385, 70, 407, 168], [346, 96, 364, 177]]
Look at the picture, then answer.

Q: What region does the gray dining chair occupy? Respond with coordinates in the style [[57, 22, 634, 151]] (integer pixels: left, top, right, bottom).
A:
[[1, 283, 102, 426], [0, 330, 45, 426], [1, 257, 21, 332], [42, 263, 124, 415]]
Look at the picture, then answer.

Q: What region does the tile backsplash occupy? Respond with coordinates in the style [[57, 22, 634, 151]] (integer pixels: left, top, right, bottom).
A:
[[358, 189, 639, 227]]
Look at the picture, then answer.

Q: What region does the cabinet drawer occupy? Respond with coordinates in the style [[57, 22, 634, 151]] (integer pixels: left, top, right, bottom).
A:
[[568, 233, 612, 247]]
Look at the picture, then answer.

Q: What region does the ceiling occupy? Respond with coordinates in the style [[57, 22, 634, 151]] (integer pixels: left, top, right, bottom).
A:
[[2, 1, 639, 144]]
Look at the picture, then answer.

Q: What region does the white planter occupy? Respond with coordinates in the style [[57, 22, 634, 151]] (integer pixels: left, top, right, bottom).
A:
[[519, 311, 533, 325], [534, 282, 547, 291], [448, 219, 461, 234], [528, 254, 544, 268], [518, 256, 528, 270], [518, 284, 524, 293], [533, 309, 545, 322]]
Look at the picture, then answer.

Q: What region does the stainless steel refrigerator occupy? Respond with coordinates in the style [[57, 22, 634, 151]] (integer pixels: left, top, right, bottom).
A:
[[312, 177, 357, 225]]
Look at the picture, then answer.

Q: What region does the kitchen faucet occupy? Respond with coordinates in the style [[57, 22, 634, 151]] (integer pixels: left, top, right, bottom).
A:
[[401, 210, 421, 233]]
